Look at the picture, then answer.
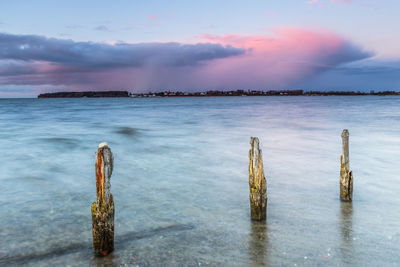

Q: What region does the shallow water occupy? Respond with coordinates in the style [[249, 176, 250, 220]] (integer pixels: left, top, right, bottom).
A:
[[0, 96, 399, 266]]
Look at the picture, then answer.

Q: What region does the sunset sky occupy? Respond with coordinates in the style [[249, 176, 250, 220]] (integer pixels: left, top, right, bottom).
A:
[[0, 0, 399, 97]]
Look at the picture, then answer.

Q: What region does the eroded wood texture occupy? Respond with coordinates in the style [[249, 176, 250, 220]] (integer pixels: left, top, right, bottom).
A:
[[340, 130, 353, 201], [91, 142, 114, 256], [249, 137, 267, 220]]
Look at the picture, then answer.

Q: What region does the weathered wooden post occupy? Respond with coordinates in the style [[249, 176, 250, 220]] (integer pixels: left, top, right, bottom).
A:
[[249, 137, 267, 220], [91, 142, 114, 256], [340, 130, 353, 201]]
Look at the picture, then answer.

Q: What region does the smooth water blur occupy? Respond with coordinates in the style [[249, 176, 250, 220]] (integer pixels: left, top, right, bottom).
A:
[[0, 96, 399, 266]]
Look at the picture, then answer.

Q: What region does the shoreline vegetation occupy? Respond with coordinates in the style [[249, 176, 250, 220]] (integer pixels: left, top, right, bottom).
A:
[[37, 89, 400, 98]]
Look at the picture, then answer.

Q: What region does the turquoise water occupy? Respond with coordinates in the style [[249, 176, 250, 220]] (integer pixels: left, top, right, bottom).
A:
[[0, 96, 399, 266]]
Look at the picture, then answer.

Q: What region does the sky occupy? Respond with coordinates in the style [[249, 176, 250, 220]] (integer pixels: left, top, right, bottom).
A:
[[0, 0, 399, 97]]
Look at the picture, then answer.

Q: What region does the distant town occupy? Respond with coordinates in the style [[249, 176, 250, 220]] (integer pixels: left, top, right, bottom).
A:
[[37, 89, 400, 98]]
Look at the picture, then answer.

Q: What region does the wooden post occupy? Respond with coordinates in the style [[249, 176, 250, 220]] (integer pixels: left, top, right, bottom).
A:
[[91, 142, 114, 256], [340, 130, 353, 201], [249, 137, 267, 220]]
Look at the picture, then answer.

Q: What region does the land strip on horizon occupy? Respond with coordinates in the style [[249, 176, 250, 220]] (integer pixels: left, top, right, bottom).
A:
[[37, 90, 400, 98]]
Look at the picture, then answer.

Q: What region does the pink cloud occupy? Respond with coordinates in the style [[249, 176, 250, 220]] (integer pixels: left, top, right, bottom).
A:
[[331, 0, 351, 3], [90, 28, 370, 91], [165, 12, 175, 18], [307, 0, 320, 4], [188, 28, 369, 89], [307, 0, 351, 5], [148, 14, 157, 20]]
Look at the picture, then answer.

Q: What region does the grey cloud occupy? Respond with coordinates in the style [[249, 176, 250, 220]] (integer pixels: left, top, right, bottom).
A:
[[297, 42, 373, 70], [93, 25, 111, 32], [300, 59, 400, 90], [58, 33, 72, 37], [323, 43, 372, 66], [332, 60, 400, 75], [66, 25, 82, 29], [0, 61, 39, 76], [0, 33, 245, 70]]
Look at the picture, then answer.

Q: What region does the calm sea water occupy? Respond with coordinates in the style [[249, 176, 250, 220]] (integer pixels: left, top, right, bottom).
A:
[[0, 96, 399, 266]]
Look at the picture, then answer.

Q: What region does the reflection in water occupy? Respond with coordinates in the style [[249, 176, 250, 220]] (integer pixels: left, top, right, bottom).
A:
[[93, 253, 118, 267], [339, 201, 353, 265], [249, 221, 269, 266], [0, 224, 193, 266], [115, 126, 139, 137]]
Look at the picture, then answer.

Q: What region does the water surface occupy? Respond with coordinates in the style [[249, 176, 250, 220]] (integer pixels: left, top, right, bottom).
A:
[[0, 96, 399, 266]]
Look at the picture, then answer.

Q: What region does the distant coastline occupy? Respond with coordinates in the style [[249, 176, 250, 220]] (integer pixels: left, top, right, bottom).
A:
[[38, 91, 130, 98], [38, 89, 400, 98]]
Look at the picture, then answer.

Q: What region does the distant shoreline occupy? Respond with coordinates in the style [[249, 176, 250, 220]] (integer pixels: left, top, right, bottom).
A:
[[37, 90, 400, 98]]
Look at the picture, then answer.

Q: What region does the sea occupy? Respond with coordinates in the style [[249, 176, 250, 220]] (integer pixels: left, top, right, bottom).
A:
[[0, 96, 399, 266]]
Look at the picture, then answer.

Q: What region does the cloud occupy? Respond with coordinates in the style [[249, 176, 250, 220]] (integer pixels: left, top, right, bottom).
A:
[[300, 60, 400, 90], [307, 0, 351, 5], [0, 28, 372, 93], [307, 0, 320, 4], [193, 28, 371, 89], [0, 32, 245, 87], [0, 33, 244, 68], [93, 25, 111, 32], [331, 0, 351, 3], [58, 33, 72, 37]]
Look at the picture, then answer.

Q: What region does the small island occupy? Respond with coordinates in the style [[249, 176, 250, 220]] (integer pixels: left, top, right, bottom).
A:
[[38, 91, 130, 98]]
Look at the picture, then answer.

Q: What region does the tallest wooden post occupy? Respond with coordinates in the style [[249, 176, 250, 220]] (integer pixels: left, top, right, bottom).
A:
[[91, 142, 115, 256]]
